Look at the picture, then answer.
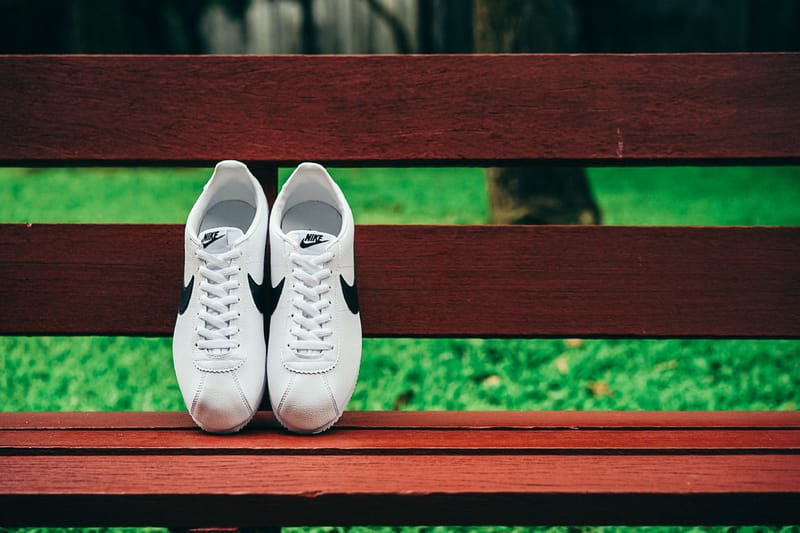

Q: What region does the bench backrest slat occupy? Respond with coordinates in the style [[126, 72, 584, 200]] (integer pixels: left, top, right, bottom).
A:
[[1, 224, 797, 338], [1, 54, 799, 165]]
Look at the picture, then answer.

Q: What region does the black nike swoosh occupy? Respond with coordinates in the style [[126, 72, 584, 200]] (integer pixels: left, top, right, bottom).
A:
[[179, 276, 194, 315], [247, 274, 265, 314], [203, 234, 224, 248], [269, 277, 285, 316], [300, 239, 329, 249], [340, 273, 359, 315]]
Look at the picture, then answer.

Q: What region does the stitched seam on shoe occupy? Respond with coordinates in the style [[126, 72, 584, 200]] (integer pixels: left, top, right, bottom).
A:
[[277, 373, 296, 414], [232, 372, 253, 417], [190, 373, 207, 416], [282, 359, 336, 374], [282, 345, 339, 375], [194, 360, 244, 373], [322, 374, 340, 417]]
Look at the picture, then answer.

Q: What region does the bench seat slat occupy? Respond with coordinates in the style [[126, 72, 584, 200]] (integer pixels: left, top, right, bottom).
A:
[[3, 412, 798, 525], [2, 454, 799, 526], [2, 428, 799, 454], [5, 454, 798, 495], [1, 224, 798, 338], [3, 410, 799, 430], [1, 54, 799, 164]]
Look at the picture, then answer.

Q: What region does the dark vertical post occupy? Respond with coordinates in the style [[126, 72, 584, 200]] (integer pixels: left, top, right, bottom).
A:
[[299, 0, 319, 54], [474, 0, 601, 225], [245, 163, 278, 413], [248, 163, 279, 207]]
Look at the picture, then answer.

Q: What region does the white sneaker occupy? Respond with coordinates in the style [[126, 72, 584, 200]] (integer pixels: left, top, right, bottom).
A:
[[173, 160, 268, 434], [268, 162, 362, 434]]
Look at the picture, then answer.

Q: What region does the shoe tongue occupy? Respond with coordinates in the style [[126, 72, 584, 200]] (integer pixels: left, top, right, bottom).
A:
[[287, 230, 336, 255], [199, 227, 244, 254]]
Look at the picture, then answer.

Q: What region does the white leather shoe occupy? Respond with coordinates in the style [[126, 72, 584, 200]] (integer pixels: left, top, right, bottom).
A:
[[268, 162, 362, 434], [173, 160, 268, 433]]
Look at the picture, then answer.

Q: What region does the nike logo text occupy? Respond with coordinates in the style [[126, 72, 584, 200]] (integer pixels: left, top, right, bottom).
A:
[[299, 233, 329, 249], [202, 230, 224, 248], [179, 276, 194, 315], [340, 274, 359, 315], [247, 274, 265, 314]]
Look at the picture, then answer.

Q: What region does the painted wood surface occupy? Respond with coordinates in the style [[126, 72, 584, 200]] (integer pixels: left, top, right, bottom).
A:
[[1, 412, 798, 526], [3, 410, 799, 429], [1, 224, 797, 337], [1, 54, 799, 165]]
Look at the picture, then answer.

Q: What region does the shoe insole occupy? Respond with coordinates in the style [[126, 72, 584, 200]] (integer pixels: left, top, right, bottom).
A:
[[281, 201, 342, 236], [199, 200, 256, 234]]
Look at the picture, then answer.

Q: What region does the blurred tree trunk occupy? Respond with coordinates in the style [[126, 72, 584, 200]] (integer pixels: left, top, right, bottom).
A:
[[299, 0, 320, 53], [474, 0, 601, 225], [364, 0, 413, 53]]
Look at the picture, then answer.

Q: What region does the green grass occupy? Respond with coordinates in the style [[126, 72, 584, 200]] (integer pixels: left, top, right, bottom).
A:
[[1, 165, 799, 533], [590, 166, 800, 226], [3, 165, 800, 225]]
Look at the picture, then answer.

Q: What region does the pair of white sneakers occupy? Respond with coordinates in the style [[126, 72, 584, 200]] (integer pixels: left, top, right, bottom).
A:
[[172, 161, 361, 434]]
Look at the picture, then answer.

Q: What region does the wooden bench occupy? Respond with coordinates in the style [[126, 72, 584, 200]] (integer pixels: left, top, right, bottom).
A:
[[1, 54, 799, 528]]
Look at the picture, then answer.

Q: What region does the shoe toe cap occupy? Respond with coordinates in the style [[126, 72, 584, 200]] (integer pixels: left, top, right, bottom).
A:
[[275, 374, 340, 434], [190, 373, 256, 434]]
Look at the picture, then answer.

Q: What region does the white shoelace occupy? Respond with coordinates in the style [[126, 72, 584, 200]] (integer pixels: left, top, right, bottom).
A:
[[289, 251, 334, 356], [196, 247, 242, 354]]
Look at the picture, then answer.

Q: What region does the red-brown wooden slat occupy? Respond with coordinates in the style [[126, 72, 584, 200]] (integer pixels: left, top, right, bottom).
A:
[[2, 410, 800, 430], [1, 54, 799, 165], [2, 428, 798, 454], [5, 454, 797, 494], [1, 224, 798, 337], [1, 455, 798, 526]]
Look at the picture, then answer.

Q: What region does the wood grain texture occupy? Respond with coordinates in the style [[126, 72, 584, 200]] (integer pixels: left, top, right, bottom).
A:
[[1, 224, 797, 337], [1, 455, 798, 526], [3, 410, 800, 430], [3, 428, 799, 454], [5, 454, 798, 494], [1, 412, 798, 525], [1, 54, 799, 165]]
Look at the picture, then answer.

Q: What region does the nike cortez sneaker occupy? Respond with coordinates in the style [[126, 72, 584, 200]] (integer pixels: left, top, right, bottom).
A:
[[268, 162, 362, 434], [173, 160, 268, 434]]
